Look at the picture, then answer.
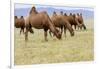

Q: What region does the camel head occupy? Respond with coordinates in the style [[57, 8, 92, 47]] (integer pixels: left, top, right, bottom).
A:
[[55, 28, 62, 40], [71, 30, 74, 36]]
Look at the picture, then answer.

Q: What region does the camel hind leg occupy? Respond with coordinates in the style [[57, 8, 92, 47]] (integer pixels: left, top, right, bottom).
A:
[[22, 27, 25, 34], [25, 26, 29, 41], [22, 28, 24, 34], [74, 25, 76, 30], [20, 28, 22, 34]]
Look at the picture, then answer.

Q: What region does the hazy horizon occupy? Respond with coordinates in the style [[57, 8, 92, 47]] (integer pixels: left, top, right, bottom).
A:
[[14, 3, 94, 20]]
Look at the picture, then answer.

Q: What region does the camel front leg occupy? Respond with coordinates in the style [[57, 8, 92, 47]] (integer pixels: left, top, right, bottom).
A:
[[44, 29, 48, 41], [49, 30, 52, 37], [60, 26, 63, 37], [74, 25, 76, 30]]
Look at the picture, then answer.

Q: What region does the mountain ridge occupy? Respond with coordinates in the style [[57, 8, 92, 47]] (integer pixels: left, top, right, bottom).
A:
[[14, 7, 94, 19]]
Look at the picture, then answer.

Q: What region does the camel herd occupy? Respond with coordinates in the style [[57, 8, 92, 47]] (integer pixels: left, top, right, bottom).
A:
[[14, 6, 87, 41]]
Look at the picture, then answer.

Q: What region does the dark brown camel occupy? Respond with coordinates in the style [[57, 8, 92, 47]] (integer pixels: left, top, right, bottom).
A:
[[64, 13, 82, 30], [14, 16, 25, 34], [50, 11, 75, 38], [76, 13, 86, 30], [25, 6, 61, 41]]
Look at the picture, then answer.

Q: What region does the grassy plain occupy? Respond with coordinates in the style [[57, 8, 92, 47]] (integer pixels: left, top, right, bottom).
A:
[[14, 19, 94, 65]]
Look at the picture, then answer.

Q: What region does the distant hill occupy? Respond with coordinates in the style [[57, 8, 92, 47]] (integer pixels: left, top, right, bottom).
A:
[[14, 7, 94, 19]]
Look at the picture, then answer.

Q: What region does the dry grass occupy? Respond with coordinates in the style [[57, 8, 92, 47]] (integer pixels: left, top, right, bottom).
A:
[[14, 19, 94, 65]]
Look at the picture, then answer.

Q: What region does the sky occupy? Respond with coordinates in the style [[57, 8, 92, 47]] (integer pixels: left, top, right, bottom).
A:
[[15, 3, 94, 11]]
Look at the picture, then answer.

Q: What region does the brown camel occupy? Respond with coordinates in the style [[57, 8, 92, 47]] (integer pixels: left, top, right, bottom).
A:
[[14, 16, 25, 34], [25, 6, 61, 41], [50, 11, 75, 38], [64, 13, 82, 30], [76, 13, 86, 30]]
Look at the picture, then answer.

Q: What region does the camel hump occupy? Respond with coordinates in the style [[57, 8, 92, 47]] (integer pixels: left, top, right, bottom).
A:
[[20, 16, 24, 18], [80, 13, 82, 16], [60, 11, 63, 15], [20, 16, 25, 22], [53, 11, 57, 16], [69, 13, 72, 16], [53, 11, 56, 14], [77, 13, 79, 16], [64, 13, 67, 16], [30, 6, 38, 14], [15, 16, 17, 19], [80, 13, 83, 18], [32, 6, 36, 9]]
